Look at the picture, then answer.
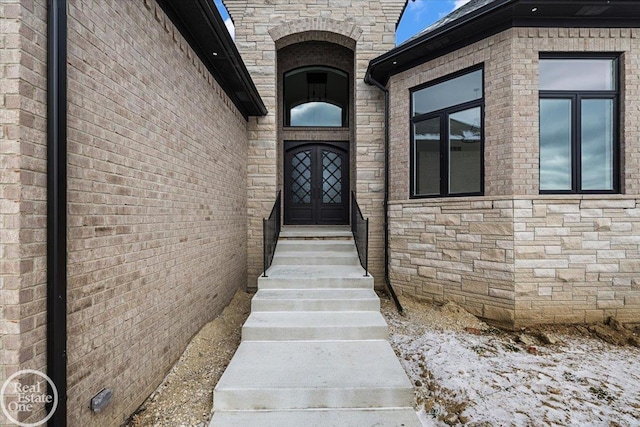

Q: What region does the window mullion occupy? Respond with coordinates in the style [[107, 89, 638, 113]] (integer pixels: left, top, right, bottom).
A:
[[441, 113, 448, 196], [573, 94, 580, 193]]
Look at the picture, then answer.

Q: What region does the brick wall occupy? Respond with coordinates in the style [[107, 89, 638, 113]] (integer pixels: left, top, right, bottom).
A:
[[389, 29, 514, 200], [224, 1, 405, 288], [1, 0, 48, 424], [387, 27, 640, 326], [511, 27, 640, 195], [64, 2, 250, 424], [3, 1, 251, 425], [1, 1, 22, 411]]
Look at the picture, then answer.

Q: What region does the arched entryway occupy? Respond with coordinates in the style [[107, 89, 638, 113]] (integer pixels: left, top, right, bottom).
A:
[[277, 40, 355, 225]]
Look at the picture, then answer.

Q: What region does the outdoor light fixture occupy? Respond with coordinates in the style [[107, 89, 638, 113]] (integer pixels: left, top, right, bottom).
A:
[[90, 388, 113, 413], [306, 72, 327, 101]]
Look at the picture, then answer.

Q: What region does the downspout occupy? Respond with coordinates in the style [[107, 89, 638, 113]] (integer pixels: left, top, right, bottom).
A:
[[365, 74, 403, 314], [47, 0, 67, 425]]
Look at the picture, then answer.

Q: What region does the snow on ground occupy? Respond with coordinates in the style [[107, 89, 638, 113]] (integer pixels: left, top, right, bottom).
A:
[[381, 296, 640, 427]]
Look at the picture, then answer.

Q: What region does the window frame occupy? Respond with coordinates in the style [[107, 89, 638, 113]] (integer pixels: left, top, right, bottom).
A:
[[283, 65, 350, 128], [538, 54, 620, 195], [410, 64, 485, 199]]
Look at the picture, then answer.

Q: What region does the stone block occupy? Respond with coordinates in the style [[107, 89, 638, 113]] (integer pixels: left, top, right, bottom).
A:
[[481, 248, 505, 262], [620, 259, 640, 273], [461, 280, 489, 295], [515, 246, 546, 259], [557, 269, 585, 283], [483, 305, 514, 323], [489, 288, 515, 300], [581, 199, 636, 209], [597, 299, 624, 309], [435, 214, 461, 226], [437, 271, 462, 283], [421, 282, 444, 296], [417, 266, 436, 279], [470, 222, 513, 235]]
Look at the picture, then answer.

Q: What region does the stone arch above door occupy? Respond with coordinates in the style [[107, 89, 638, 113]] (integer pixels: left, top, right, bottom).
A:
[[269, 17, 362, 50]]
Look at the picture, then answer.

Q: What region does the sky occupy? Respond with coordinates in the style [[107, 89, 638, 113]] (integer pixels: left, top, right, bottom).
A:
[[213, 0, 473, 45]]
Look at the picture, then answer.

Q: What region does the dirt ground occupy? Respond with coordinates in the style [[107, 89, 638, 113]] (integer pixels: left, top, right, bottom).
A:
[[126, 291, 251, 427], [379, 293, 640, 426], [126, 290, 639, 426]]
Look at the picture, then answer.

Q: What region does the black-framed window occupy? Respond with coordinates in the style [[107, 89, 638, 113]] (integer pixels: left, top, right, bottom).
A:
[[410, 66, 484, 198], [539, 55, 619, 193], [283, 66, 348, 127]]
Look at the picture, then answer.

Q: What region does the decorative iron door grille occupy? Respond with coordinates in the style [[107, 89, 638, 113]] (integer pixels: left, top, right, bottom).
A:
[[284, 142, 349, 225]]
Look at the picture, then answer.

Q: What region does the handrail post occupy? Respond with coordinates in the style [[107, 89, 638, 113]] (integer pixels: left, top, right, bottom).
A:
[[365, 218, 369, 277], [262, 191, 282, 278], [350, 191, 369, 277], [262, 217, 268, 278]]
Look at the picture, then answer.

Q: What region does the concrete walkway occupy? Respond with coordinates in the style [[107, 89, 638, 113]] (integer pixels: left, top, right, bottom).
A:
[[210, 226, 421, 426]]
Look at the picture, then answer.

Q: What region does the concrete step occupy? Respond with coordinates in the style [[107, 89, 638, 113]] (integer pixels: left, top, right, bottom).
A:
[[210, 408, 422, 427], [259, 265, 373, 289], [242, 311, 388, 341], [279, 225, 352, 240], [251, 289, 380, 312], [275, 239, 357, 253], [272, 251, 360, 266], [213, 340, 415, 411]]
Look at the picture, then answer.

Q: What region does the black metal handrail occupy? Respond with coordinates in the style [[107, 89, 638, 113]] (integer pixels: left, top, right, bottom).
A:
[[351, 192, 369, 277], [263, 191, 281, 277]]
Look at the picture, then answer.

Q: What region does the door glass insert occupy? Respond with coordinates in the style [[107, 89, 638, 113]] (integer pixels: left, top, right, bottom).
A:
[[322, 150, 342, 204], [291, 150, 312, 204]]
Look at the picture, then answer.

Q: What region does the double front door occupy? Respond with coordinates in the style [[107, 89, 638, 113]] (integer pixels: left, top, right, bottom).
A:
[[284, 141, 349, 225]]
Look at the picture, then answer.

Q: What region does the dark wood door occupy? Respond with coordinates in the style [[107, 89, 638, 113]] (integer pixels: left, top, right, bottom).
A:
[[284, 142, 349, 225]]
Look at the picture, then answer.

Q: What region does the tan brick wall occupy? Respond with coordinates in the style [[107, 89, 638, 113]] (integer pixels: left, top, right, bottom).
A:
[[3, 0, 251, 425], [1, 1, 25, 424], [63, 2, 250, 424], [389, 29, 515, 200], [224, 1, 405, 288], [511, 27, 640, 195], [387, 27, 640, 326], [1, 0, 48, 424]]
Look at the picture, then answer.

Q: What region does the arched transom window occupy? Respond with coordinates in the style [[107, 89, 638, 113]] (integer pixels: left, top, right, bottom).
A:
[[284, 66, 348, 127]]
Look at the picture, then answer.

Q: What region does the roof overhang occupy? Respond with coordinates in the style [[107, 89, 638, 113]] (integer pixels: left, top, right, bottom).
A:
[[157, 0, 267, 118], [367, 0, 640, 86]]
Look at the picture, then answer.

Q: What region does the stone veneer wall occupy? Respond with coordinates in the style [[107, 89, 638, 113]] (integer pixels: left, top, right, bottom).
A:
[[388, 28, 640, 327], [2, 1, 250, 425], [223, 0, 406, 288], [514, 197, 640, 325], [389, 198, 516, 323]]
